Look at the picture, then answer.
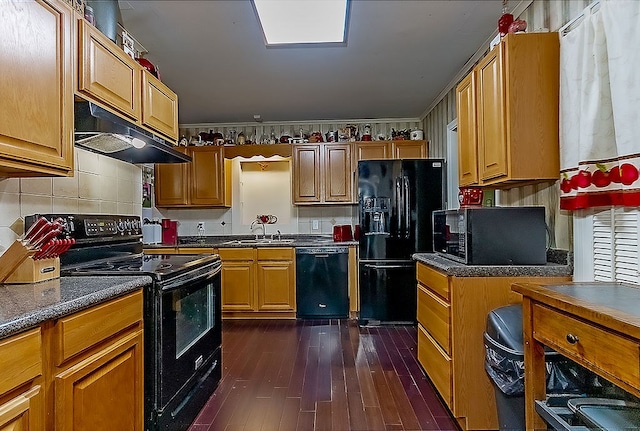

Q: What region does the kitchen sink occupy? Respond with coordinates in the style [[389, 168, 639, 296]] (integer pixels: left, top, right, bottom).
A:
[[221, 238, 295, 245]]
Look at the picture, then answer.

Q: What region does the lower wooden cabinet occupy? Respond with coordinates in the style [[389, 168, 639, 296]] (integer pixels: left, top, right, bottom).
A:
[[54, 331, 143, 431], [0, 291, 144, 431], [0, 385, 43, 431], [220, 247, 295, 318], [416, 262, 570, 430], [53, 291, 144, 431], [0, 328, 44, 431]]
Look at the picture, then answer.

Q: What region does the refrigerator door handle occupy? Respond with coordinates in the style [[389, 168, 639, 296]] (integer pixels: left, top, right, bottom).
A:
[[403, 176, 410, 238], [395, 177, 403, 235]]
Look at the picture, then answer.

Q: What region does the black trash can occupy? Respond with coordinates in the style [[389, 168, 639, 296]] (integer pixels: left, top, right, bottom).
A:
[[484, 304, 592, 431]]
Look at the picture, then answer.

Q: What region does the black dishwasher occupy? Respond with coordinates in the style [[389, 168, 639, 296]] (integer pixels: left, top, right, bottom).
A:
[[296, 247, 349, 318]]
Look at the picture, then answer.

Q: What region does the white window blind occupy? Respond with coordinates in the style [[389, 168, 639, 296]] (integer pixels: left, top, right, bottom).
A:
[[592, 208, 640, 284]]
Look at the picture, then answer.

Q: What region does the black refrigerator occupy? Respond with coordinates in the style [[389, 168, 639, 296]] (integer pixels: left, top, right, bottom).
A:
[[358, 159, 445, 325]]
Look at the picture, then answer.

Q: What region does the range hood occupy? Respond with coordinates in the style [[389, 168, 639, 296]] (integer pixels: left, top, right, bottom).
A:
[[74, 102, 191, 164]]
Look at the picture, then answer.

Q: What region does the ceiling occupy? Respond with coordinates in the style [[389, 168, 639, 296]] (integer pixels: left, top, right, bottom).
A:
[[119, 0, 505, 125]]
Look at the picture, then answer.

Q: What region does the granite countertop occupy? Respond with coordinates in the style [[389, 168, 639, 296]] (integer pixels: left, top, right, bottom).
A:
[[413, 249, 573, 277], [0, 276, 151, 340], [144, 234, 359, 249]]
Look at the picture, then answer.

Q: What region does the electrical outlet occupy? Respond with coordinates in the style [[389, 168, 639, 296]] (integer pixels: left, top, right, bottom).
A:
[[197, 222, 205, 232], [312, 220, 319, 230]]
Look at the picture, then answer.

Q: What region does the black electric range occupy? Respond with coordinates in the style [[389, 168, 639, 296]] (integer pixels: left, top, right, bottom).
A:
[[25, 214, 222, 431]]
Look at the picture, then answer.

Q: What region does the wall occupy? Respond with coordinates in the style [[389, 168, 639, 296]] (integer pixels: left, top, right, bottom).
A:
[[0, 149, 142, 254], [421, 0, 594, 251]]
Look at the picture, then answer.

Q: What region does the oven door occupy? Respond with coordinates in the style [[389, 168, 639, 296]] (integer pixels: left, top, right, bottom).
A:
[[149, 264, 222, 420]]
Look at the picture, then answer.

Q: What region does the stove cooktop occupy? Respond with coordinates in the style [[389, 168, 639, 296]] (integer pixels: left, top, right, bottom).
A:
[[62, 253, 221, 281]]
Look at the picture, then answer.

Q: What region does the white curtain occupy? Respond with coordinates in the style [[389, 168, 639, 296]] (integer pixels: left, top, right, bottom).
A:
[[559, 0, 640, 210]]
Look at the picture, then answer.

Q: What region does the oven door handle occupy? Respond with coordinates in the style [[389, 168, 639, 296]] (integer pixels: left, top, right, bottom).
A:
[[363, 263, 414, 270], [159, 262, 222, 291]]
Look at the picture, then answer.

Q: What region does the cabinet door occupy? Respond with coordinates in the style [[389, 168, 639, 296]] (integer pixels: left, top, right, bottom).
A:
[[154, 148, 189, 206], [324, 143, 353, 203], [55, 331, 144, 431], [456, 72, 479, 186], [292, 145, 321, 203], [221, 260, 255, 311], [476, 45, 507, 181], [392, 140, 427, 159], [0, 386, 43, 431], [354, 142, 390, 161], [256, 260, 295, 311], [0, 0, 74, 176], [191, 146, 226, 206], [141, 70, 178, 141], [77, 20, 141, 121]]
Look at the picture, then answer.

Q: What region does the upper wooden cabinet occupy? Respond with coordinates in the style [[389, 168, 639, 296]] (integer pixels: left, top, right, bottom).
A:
[[155, 146, 231, 207], [292, 143, 353, 204], [354, 140, 428, 162], [76, 19, 141, 121], [0, 0, 74, 177], [76, 19, 179, 141], [457, 32, 560, 188], [456, 72, 478, 186], [141, 71, 179, 140]]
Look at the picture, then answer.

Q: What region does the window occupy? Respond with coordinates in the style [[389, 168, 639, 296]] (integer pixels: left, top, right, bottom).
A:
[[581, 207, 640, 284]]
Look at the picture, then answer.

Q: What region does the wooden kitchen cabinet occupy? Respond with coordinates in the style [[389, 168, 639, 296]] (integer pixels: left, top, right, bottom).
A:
[[77, 19, 141, 122], [53, 291, 144, 431], [416, 263, 570, 430], [456, 32, 560, 188], [456, 72, 478, 186], [0, 329, 44, 430], [76, 19, 179, 141], [0, 291, 143, 431], [141, 71, 179, 141], [292, 143, 353, 204], [155, 146, 231, 207], [0, 0, 74, 177], [219, 247, 296, 318], [256, 248, 295, 312], [219, 248, 256, 313], [354, 140, 428, 162]]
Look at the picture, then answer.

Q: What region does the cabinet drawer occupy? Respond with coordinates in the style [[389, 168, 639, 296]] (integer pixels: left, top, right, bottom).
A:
[[258, 247, 294, 260], [418, 324, 452, 407], [54, 291, 142, 365], [417, 284, 451, 354], [219, 248, 256, 261], [0, 329, 42, 394], [417, 264, 449, 300], [533, 304, 640, 387]]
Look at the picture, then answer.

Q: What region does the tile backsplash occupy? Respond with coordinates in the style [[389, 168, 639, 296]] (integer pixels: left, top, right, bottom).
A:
[[0, 149, 142, 255]]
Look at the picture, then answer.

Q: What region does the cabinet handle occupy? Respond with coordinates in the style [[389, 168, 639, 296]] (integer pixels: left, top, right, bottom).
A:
[[319, 303, 327, 308], [566, 333, 579, 344]]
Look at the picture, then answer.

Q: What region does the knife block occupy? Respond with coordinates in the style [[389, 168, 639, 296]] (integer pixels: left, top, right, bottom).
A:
[[3, 256, 60, 284], [0, 240, 37, 283]]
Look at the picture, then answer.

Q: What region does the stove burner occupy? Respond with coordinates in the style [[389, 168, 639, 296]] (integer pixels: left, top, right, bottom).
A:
[[81, 263, 115, 271]]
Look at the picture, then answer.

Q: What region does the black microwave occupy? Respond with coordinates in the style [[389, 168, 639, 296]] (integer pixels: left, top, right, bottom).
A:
[[432, 207, 547, 265]]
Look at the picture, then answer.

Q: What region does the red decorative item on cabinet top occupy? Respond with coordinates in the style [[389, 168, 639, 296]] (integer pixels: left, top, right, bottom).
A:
[[498, 0, 514, 36]]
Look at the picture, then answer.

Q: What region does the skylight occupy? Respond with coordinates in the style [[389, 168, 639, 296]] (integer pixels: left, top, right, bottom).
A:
[[253, 0, 349, 46]]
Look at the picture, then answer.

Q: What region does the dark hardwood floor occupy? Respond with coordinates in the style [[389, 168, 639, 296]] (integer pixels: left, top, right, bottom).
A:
[[188, 319, 460, 431]]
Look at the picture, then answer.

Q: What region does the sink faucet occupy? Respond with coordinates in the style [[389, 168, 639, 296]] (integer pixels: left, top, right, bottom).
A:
[[250, 219, 266, 239]]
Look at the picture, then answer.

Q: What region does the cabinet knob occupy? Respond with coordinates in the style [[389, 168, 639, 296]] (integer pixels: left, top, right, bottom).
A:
[[566, 333, 579, 344]]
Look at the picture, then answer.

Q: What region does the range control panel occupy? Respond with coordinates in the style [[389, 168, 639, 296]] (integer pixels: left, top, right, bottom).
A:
[[25, 214, 142, 241]]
